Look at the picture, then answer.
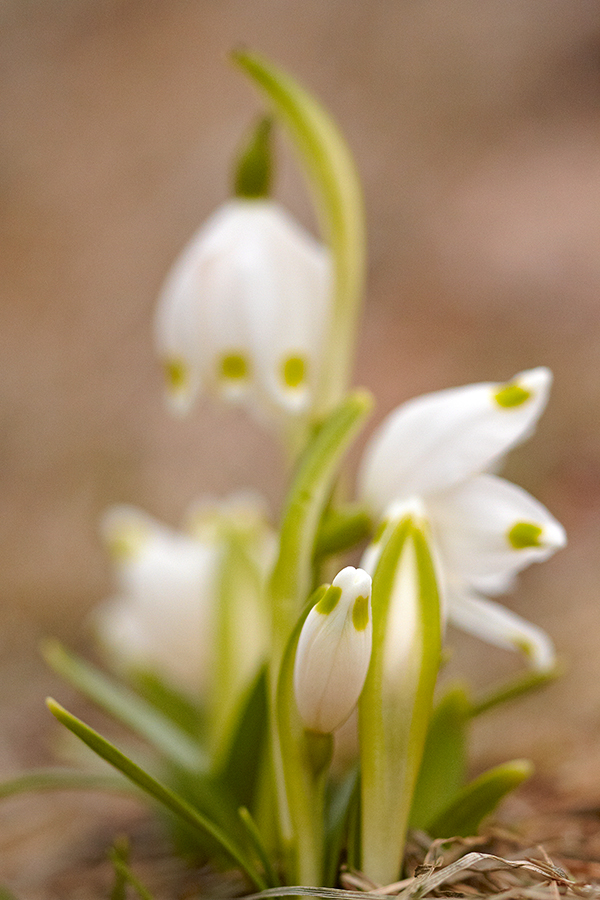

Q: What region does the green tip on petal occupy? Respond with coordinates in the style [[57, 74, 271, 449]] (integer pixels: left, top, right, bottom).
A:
[[352, 594, 370, 631], [233, 116, 274, 199], [164, 358, 189, 393], [507, 521, 543, 549], [494, 381, 532, 408], [513, 636, 536, 660], [219, 352, 250, 383], [104, 520, 148, 562], [282, 355, 307, 389], [316, 584, 342, 615]]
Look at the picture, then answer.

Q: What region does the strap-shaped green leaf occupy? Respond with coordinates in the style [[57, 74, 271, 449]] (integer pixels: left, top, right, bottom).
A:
[[46, 698, 267, 890], [109, 841, 155, 900], [233, 51, 366, 414], [43, 641, 206, 773], [215, 666, 269, 811], [470, 666, 561, 718], [0, 768, 131, 799], [269, 390, 372, 661], [324, 768, 359, 887], [409, 686, 470, 831], [426, 759, 533, 839]]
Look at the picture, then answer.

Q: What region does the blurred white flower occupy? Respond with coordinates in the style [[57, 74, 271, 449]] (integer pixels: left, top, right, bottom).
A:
[[155, 199, 332, 423], [294, 566, 372, 734], [94, 493, 274, 694], [358, 368, 566, 670]]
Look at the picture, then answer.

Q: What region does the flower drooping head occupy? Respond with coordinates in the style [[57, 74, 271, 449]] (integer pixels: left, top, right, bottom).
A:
[[358, 368, 566, 669], [155, 199, 332, 425], [94, 493, 274, 695]]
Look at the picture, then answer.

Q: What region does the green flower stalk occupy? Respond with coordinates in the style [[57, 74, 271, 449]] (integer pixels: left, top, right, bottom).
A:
[[233, 51, 366, 419]]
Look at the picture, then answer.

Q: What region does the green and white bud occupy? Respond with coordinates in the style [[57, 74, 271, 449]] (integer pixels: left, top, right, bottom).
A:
[[293, 566, 372, 734]]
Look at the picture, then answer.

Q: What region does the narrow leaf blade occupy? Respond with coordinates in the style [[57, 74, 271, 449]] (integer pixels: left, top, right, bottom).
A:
[[0, 768, 131, 799], [409, 685, 470, 831], [216, 666, 269, 811], [46, 698, 266, 890], [427, 759, 533, 839], [43, 641, 206, 772]]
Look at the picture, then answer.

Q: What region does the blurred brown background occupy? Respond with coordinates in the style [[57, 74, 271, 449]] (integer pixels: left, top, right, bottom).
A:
[[2, 0, 600, 890]]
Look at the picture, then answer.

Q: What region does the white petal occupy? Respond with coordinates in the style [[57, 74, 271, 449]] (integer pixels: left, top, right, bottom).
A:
[[448, 590, 556, 670], [94, 599, 155, 671], [97, 506, 218, 691], [294, 567, 372, 733], [154, 226, 213, 414], [430, 474, 566, 595], [240, 202, 332, 414], [358, 368, 552, 518]]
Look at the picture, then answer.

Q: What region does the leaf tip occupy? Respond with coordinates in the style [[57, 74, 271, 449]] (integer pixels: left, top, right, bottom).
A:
[[45, 696, 61, 716], [40, 637, 63, 666]]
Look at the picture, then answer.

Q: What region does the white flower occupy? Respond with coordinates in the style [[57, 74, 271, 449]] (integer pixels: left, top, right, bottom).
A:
[[94, 494, 273, 694], [358, 367, 566, 670], [94, 505, 217, 692], [294, 566, 373, 733], [155, 199, 332, 422]]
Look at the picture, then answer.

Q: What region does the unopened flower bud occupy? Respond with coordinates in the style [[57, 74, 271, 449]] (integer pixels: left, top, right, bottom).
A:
[[294, 566, 372, 733]]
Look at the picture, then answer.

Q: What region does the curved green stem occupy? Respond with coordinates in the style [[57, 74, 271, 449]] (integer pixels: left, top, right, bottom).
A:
[[233, 51, 366, 416]]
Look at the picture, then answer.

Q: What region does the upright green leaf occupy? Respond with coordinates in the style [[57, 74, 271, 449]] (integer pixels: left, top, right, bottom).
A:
[[215, 666, 269, 811], [409, 686, 470, 831], [427, 759, 533, 839]]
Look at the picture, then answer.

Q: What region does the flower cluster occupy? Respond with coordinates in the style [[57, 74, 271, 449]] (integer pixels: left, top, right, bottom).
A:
[[39, 54, 571, 895]]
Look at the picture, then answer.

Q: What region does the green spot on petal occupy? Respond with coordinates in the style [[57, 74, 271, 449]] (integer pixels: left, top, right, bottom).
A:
[[220, 352, 249, 382], [507, 521, 543, 549], [352, 594, 370, 631], [316, 584, 342, 615], [513, 636, 534, 660], [282, 355, 307, 389], [494, 382, 532, 408], [106, 527, 147, 563], [164, 358, 188, 392]]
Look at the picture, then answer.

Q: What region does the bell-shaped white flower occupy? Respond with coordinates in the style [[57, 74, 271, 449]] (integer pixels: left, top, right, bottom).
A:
[[94, 505, 218, 693], [358, 368, 566, 670], [294, 566, 373, 733], [155, 199, 332, 422], [94, 494, 273, 695]]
